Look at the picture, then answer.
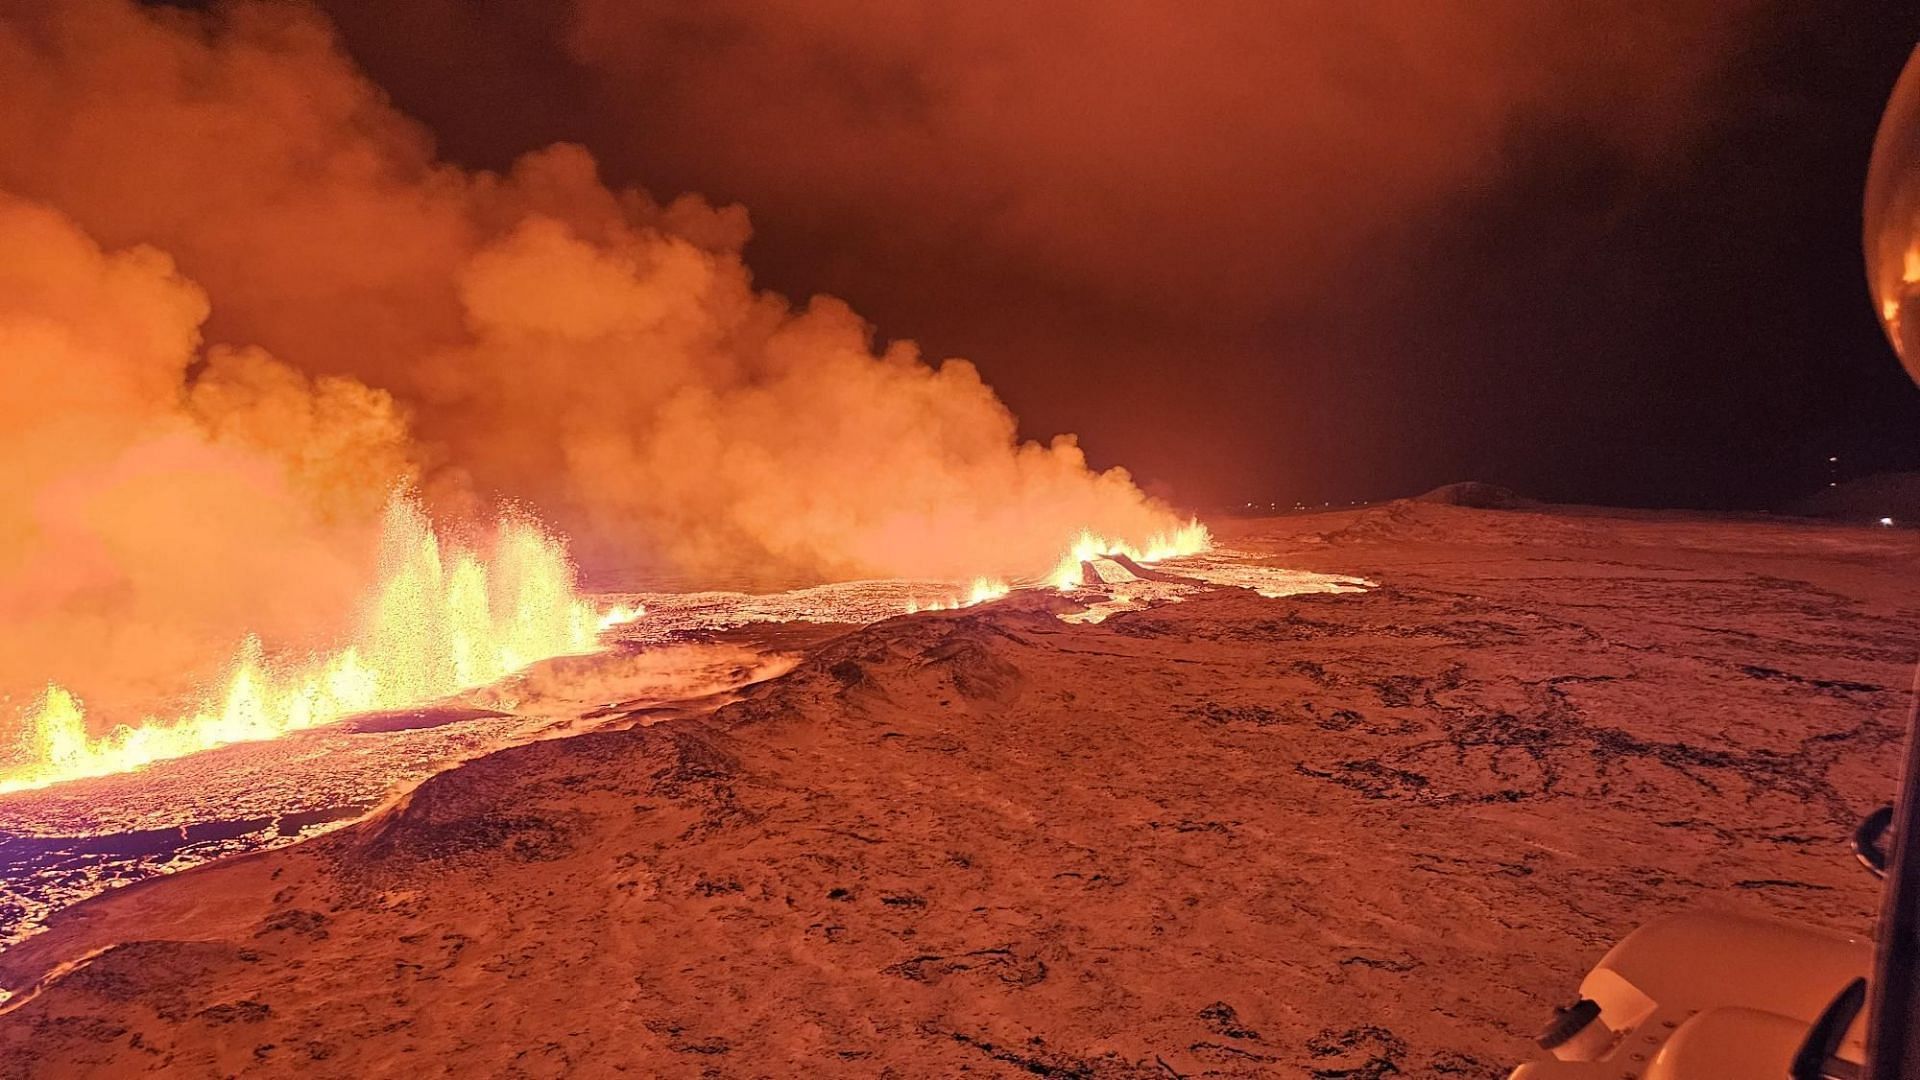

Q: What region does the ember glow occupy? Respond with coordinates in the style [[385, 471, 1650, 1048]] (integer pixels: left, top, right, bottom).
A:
[[2, 495, 615, 795]]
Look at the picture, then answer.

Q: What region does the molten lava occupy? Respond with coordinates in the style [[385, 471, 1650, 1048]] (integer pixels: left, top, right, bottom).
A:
[[2, 495, 627, 795], [902, 522, 1214, 613], [905, 578, 1012, 614], [1, 510, 1215, 796], [1048, 520, 1213, 590]]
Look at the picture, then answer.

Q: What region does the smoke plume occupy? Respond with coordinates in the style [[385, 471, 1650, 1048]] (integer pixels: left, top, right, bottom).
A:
[[0, 0, 1187, 729], [0, 193, 411, 722], [307, 0, 1766, 509]]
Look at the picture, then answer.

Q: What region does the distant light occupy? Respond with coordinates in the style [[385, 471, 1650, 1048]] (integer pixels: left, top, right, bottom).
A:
[[1881, 517, 1896, 526], [1829, 456, 1840, 463]]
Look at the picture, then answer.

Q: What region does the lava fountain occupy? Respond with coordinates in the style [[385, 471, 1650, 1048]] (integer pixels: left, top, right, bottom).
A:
[[2, 494, 637, 795], [1, 503, 1209, 795], [1048, 520, 1214, 590], [905, 578, 1013, 614]]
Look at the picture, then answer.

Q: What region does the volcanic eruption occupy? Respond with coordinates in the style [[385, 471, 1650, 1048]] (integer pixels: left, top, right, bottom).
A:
[[7, 4, 1916, 1077], [0, 0, 1205, 790], [3, 494, 642, 794]]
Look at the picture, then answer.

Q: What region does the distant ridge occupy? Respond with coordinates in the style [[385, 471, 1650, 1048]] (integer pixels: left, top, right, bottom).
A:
[[1411, 481, 1533, 510], [1790, 471, 1920, 522]]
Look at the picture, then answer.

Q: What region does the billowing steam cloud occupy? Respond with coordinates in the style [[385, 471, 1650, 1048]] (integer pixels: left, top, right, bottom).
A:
[[307, 0, 1762, 509], [0, 193, 410, 722], [0, 1, 1186, 730]]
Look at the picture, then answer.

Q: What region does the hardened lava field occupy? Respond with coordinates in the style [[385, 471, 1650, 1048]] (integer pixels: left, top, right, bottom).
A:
[[1, 501, 1913, 1077]]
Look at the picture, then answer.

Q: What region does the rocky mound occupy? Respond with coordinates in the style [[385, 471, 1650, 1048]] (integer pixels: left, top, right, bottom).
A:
[[1411, 481, 1531, 509]]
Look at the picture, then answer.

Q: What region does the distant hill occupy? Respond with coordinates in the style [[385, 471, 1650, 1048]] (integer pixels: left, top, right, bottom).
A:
[[1790, 472, 1920, 522], [1411, 481, 1534, 510]]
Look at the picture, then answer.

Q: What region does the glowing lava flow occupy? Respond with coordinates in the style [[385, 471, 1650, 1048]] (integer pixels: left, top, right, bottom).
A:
[[596, 603, 647, 631], [1048, 519, 1213, 590], [2, 496, 636, 795], [905, 578, 1012, 614], [896, 520, 1212, 614]]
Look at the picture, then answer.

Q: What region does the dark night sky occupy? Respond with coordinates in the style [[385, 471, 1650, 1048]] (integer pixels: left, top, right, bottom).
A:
[[306, 1, 1920, 512]]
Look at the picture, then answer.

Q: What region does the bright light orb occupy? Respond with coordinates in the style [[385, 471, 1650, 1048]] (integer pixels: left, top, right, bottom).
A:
[[1866, 46, 1920, 378]]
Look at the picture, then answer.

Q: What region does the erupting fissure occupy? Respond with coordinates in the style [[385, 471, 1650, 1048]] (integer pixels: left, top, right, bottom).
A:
[[1047, 520, 1214, 590], [902, 520, 1214, 614], [1, 495, 639, 795], [902, 522, 1213, 614], [905, 578, 1012, 614], [1, 511, 1209, 794]]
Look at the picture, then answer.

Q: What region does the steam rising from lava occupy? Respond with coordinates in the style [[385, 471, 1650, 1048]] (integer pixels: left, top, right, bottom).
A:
[[0, 0, 1189, 579], [0, 1, 1200, 756], [0, 193, 410, 741]]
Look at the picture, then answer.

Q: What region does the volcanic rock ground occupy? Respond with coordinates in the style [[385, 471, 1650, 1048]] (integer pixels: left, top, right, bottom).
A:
[[2, 503, 1916, 1078], [0, 580, 996, 950]]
